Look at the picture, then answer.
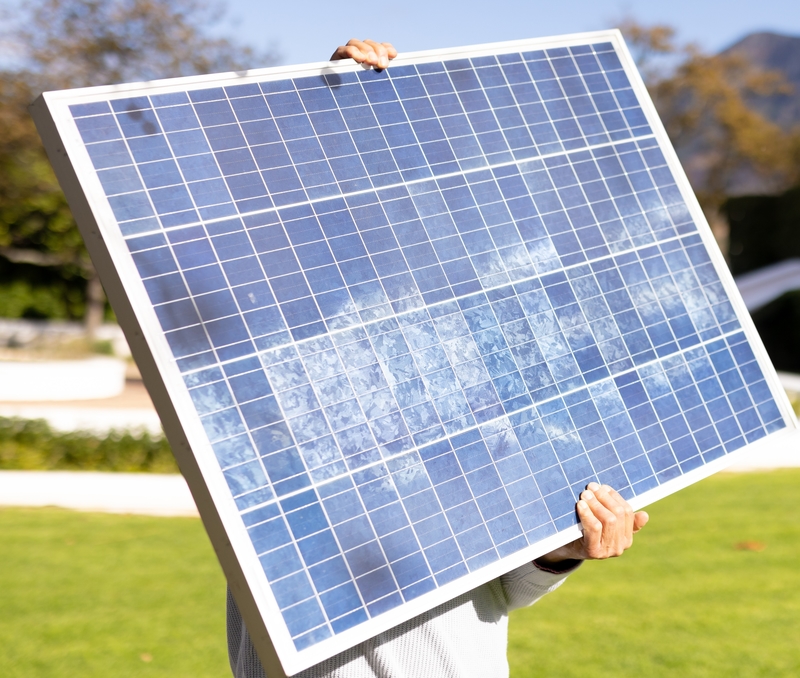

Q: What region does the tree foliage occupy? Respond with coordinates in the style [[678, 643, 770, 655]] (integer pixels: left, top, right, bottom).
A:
[[621, 20, 800, 213], [0, 67, 89, 319], [0, 0, 275, 326], [0, 73, 85, 262], [15, 0, 267, 90]]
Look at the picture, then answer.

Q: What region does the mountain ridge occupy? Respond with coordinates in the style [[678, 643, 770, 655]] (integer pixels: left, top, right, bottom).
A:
[[721, 31, 800, 129]]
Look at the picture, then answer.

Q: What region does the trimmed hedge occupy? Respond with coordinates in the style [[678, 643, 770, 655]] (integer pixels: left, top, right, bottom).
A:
[[0, 417, 178, 473]]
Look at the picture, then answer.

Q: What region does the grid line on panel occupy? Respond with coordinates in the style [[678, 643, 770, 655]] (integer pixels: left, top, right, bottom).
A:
[[419, 436, 498, 573], [250, 310, 568, 588], [185, 367, 277, 511], [377, 66, 453, 180], [282, 320, 764, 500], [220, 85, 284, 213], [175, 93, 237, 220], [226, 320, 756, 529], [268, 210, 336, 340], [152, 242, 633, 380], [158, 206, 337, 510], [563, 392, 610, 492], [246, 493, 341, 628], [241, 134, 672, 326], [491, 54, 550, 159], [249, 332, 456, 621], [303, 79, 404, 314], [185, 86, 268, 218], [522, 53, 587, 153], [267, 358, 428, 624], [359, 71, 425, 186], [159, 221, 262, 358], [363, 469, 430, 603], [118, 97, 208, 226], [134, 220, 740, 460], [260, 80, 326, 205], [414, 66, 483, 173], [400, 183, 477, 309], [309, 492, 374, 632], [76, 41, 656, 239], [118, 116, 277, 408], [440, 57, 525, 167], [338, 192, 421, 324], [565, 48, 633, 143], [273, 452, 442, 642], [159, 220, 748, 460], [361, 191, 429, 316], [308, 77, 376, 196], [322, 460, 422, 608], [102, 104, 174, 237], [540, 50, 599, 149], [295, 72, 381, 197], [85, 114, 658, 244], [198, 90, 266, 214], [184, 362, 274, 509], [215, 135, 656, 233]]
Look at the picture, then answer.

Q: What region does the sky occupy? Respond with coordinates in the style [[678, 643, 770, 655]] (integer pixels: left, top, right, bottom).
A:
[[2, 0, 797, 69], [218, 0, 800, 67]]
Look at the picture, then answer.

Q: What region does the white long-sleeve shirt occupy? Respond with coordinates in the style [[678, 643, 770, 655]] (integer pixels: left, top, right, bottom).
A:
[[227, 561, 578, 678]]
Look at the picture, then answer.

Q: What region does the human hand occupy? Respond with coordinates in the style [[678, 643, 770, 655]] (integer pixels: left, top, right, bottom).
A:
[[535, 482, 649, 566], [330, 39, 398, 70]]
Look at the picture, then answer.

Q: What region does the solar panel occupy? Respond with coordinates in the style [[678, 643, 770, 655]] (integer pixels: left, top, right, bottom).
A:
[[32, 30, 798, 676]]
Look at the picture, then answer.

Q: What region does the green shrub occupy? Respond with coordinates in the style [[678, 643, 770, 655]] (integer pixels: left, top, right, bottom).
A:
[[91, 339, 115, 355], [0, 417, 177, 473]]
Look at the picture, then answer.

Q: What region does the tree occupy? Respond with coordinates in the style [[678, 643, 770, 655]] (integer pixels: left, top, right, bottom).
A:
[[0, 0, 276, 334], [0, 72, 91, 321], [620, 20, 800, 234], [13, 0, 272, 90]]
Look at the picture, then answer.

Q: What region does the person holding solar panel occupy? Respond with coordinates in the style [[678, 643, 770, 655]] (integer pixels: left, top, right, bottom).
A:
[[227, 39, 649, 678]]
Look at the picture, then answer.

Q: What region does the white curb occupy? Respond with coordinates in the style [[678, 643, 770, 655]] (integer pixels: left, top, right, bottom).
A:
[[0, 470, 198, 517]]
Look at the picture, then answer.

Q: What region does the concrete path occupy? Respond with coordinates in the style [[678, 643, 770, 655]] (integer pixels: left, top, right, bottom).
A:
[[0, 379, 162, 435], [0, 470, 198, 517]]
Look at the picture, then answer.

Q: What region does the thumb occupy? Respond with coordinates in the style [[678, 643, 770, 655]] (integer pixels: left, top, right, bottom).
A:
[[633, 511, 649, 533]]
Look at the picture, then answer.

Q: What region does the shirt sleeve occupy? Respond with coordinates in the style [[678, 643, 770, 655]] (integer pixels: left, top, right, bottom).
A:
[[227, 587, 267, 678], [499, 559, 581, 611]]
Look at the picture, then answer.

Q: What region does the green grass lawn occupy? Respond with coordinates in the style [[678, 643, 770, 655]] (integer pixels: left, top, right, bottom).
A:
[[1, 470, 799, 677], [509, 469, 800, 677], [0, 508, 228, 678]]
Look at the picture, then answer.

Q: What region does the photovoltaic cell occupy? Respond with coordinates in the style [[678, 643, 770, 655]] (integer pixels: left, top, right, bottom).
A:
[[33, 31, 795, 676]]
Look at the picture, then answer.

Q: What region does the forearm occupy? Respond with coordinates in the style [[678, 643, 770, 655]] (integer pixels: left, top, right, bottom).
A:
[[501, 559, 582, 611]]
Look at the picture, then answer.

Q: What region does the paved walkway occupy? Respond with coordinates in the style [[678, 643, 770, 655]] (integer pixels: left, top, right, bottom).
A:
[[0, 379, 162, 435], [0, 470, 198, 516]]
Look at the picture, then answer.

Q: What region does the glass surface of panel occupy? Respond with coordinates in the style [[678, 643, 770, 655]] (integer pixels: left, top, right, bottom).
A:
[[36, 31, 795, 675]]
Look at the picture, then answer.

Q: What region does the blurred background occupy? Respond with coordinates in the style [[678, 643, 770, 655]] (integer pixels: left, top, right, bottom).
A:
[[0, 1, 799, 676], [2, 0, 800, 373]]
